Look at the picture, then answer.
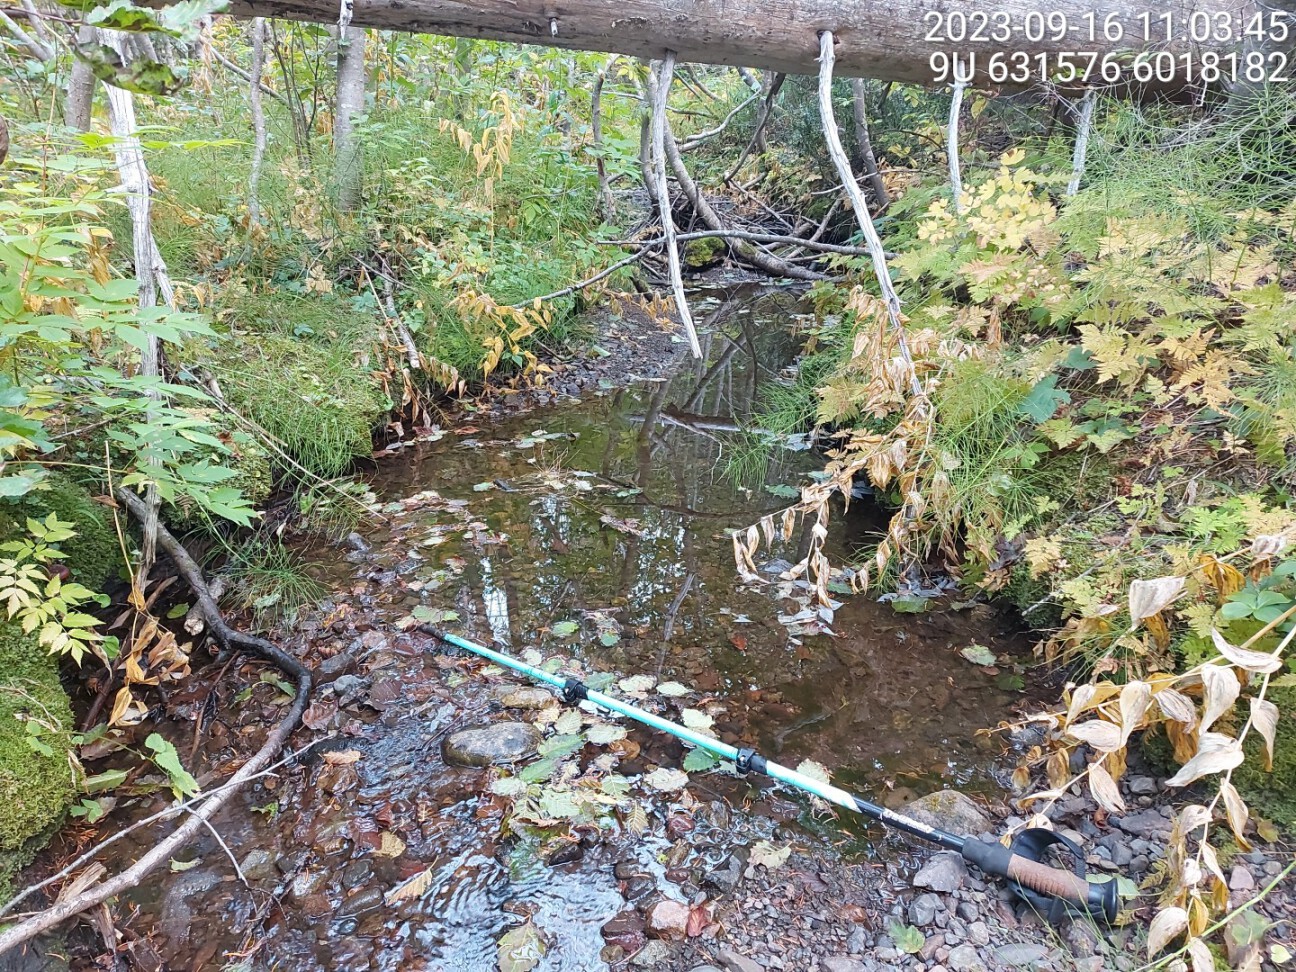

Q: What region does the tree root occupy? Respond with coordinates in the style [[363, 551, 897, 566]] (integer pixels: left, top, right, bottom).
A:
[[0, 491, 311, 956]]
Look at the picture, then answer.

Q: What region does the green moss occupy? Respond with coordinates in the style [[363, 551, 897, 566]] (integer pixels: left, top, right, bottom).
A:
[[199, 294, 391, 479], [0, 621, 77, 896], [0, 476, 120, 589], [684, 237, 725, 270], [1232, 686, 1296, 832]]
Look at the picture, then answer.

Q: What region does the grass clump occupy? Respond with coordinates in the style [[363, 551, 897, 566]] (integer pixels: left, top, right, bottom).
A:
[[222, 539, 327, 630], [200, 293, 391, 479]]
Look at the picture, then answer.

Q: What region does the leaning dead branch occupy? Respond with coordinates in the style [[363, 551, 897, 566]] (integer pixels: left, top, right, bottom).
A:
[[817, 30, 923, 400], [591, 54, 617, 219], [646, 52, 701, 358], [0, 491, 311, 955], [662, 124, 824, 282], [1066, 87, 1097, 196], [723, 71, 784, 183], [677, 90, 759, 152], [850, 78, 890, 208]]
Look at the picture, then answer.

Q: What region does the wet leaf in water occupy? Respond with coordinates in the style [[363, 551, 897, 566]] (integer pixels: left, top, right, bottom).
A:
[[301, 700, 337, 731], [586, 723, 627, 745], [625, 803, 649, 834], [411, 606, 460, 625], [643, 767, 689, 792], [680, 709, 714, 733], [687, 902, 711, 938], [728, 633, 748, 652], [795, 758, 831, 783], [764, 483, 800, 498], [145, 733, 200, 798], [960, 644, 996, 666], [618, 675, 655, 696], [682, 748, 720, 772], [599, 631, 620, 647], [322, 749, 362, 765], [376, 832, 407, 858], [519, 757, 560, 783], [656, 681, 690, 697], [386, 867, 435, 906], [169, 857, 200, 872], [553, 710, 582, 735], [491, 776, 530, 798], [599, 514, 645, 537], [749, 840, 791, 870], [551, 620, 579, 637], [498, 920, 546, 972]]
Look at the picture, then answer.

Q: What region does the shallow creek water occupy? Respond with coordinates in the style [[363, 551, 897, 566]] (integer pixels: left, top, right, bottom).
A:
[[109, 285, 1040, 971]]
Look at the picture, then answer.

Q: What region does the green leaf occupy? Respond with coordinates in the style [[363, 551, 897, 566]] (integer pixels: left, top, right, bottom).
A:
[[166, 602, 190, 620], [960, 644, 996, 666], [888, 921, 925, 955], [551, 620, 579, 637], [497, 920, 545, 972], [145, 732, 200, 797], [518, 756, 559, 783], [537, 734, 584, 759], [410, 606, 459, 624], [1019, 374, 1071, 423], [682, 748, 720, 772]]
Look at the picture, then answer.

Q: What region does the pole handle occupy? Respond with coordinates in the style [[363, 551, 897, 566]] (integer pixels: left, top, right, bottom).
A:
[[961, 837, 1118, 922]]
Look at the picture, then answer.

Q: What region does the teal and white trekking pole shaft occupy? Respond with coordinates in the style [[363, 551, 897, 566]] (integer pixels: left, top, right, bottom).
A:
[[422, 627, 1118, 922]]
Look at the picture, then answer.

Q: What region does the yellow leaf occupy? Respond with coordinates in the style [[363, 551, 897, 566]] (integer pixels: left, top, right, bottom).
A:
[[376, 832, 406, 858], [385, 866, 433, 905], [1220, 779, 1251, 851], [1249, 696, 1279, 771], [1165, 733, 1244, 787], [1088, 760, 1125, 813]]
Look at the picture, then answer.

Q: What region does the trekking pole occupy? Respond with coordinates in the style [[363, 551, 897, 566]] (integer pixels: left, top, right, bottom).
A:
[[422, 626, 1119, 923]]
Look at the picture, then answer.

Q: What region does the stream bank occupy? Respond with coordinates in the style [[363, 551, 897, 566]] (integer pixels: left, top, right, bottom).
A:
[[15, 284, 1293, 971]]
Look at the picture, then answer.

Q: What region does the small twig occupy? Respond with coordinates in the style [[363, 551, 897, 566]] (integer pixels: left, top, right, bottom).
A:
[[677, 91, 759, 152], [194, 814, 249, 887], [1066, 87, 1098, 197], [947, 60, 971, 214]]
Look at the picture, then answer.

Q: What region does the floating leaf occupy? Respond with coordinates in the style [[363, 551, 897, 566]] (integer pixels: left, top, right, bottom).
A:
[[680, 709, 714, 733], [498, 920, 545, 972], [960, 644, 996, 666], [683, 748, 720, 772], [795, 759, 831, 783], [585, 723, 627, 745], [385, 866, 434, 905], [643, 767, 689, 792], [749, 840, 791, 870], [656, 681, 690, 697], [538, 734, 584, 759], [551, 620, 579, 637], [554, 710, 582, 735], [170, 857, 201, 872], [376, 832, 407, 857], [625, 803, 649, 834], [490, 776, 530, 798], [618, 675, 655, 695], [411, 605, 459, 625], [1129, 576, 1185, 622]]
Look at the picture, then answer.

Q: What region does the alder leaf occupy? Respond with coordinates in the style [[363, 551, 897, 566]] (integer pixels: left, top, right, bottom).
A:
[[1147, 906, 1189, 956], [1211, 628, 1283, 674], [1129, 576, 1185, 622], [656, 681, 690, 697], [643, 767, 688, 792], [497, 920, 545, 972], [680, 708, 714, 732], [585, 723, 627, 745]]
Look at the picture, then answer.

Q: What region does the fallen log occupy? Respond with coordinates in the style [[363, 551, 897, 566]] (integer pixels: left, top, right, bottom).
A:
[[217, 0, 1252, 87]]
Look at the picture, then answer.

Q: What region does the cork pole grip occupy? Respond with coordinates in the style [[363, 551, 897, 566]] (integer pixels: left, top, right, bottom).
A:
[[1005, 854, 1094, 904]]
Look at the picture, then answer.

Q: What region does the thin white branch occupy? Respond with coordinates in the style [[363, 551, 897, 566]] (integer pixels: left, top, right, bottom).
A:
[[946, 59, 971, 215], [1066, 87, 1098, 197], [817, 30, 923, 401], [647, 52, 701, 359], [248, 17, 267, 226]]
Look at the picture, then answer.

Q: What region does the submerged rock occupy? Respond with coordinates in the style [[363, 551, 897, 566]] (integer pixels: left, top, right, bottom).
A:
[[442, 722, 540, 766], [497, 686, 554, 710], [644, 899, 690, 940], [900, 790, 992, 836]]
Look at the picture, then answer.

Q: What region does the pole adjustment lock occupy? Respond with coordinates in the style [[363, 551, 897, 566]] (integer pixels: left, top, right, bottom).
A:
[[561, 679, 589, 705], [735, 748, 767, 775]]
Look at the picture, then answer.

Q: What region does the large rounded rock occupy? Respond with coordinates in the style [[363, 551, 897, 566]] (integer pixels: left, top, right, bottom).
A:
[[900, 790, 992, 836], [442, 722, 541, 767]]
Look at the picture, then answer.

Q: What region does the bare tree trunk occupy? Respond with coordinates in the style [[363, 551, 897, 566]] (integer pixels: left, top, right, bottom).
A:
[[224, 0, 1247, 89], [64, 30, 97, 131], [101, 29, 175, 583], [333, 23, 367, 211], [591, 54, 615, 221], [849, 78, 888, 209], [248, 17, 268, 225]]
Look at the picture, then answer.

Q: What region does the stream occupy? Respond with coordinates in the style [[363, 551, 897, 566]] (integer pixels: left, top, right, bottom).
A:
[[102, 284, 1040, 971]]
